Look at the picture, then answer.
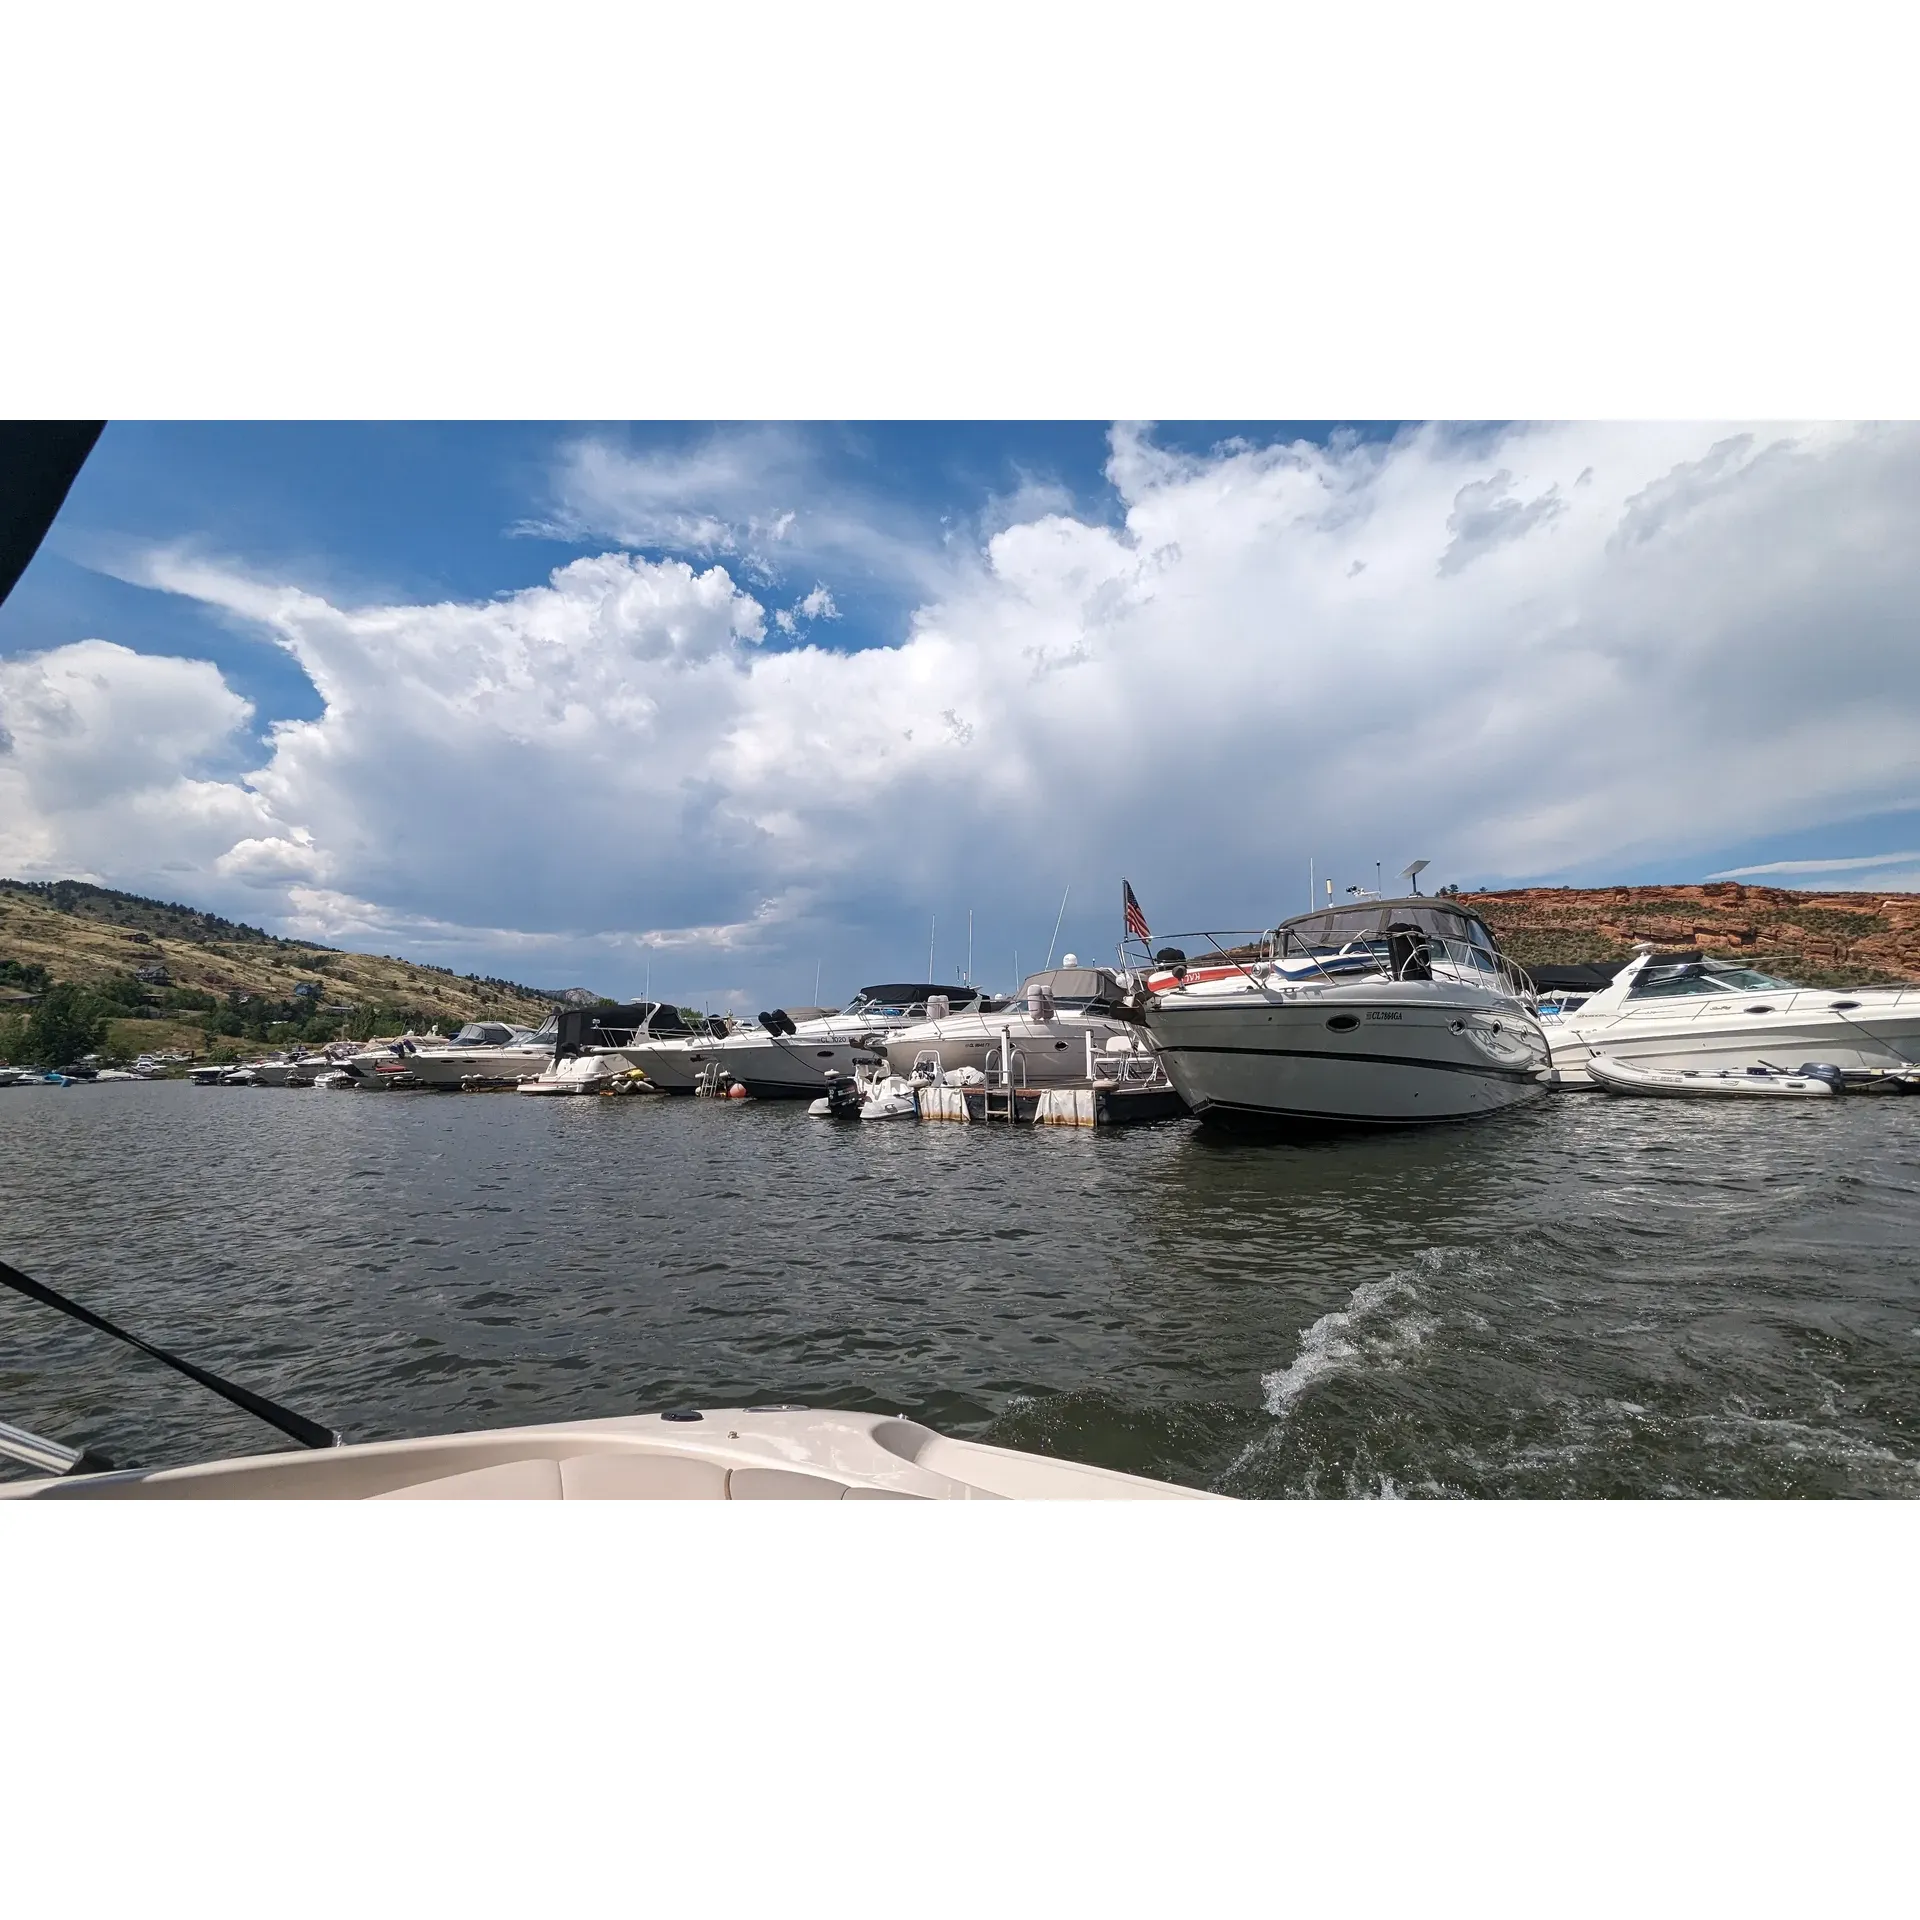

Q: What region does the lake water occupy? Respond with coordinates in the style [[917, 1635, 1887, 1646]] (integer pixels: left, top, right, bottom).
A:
[[4, 1080, 1918, 1495]]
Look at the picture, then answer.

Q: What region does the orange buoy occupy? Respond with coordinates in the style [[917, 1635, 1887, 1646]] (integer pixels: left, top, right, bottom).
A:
[[727, 1083, 748, 1100]]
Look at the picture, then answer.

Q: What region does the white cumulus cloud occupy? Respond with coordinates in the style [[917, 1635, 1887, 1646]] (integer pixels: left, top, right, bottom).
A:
[[10, 421, 1920, 1004]]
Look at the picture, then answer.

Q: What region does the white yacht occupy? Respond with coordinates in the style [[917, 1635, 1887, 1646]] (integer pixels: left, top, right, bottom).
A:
[[708, 983, 986, 1099], [1541, 948, 1920, 1084], [883, 964, 1139, 1087], [597, 1002, 739, 1092], [1137, 899, 1549, 1126], [374, 1016, 560, 1089]]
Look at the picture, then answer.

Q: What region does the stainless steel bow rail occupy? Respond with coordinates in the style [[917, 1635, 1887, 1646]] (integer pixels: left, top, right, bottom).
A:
[[0, 1253, 342, 1476]]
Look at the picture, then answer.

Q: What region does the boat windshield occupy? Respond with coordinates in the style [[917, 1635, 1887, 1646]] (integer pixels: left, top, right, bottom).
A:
[[1628, 960, 1797, 999], [449, 1022, 516, 1047], [1277, 902, 1497, 953], [842, 984, 972, 1017]]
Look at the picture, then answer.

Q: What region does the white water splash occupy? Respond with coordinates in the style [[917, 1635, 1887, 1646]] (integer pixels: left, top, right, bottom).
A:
[[1261, 1270, 1440, 1418]]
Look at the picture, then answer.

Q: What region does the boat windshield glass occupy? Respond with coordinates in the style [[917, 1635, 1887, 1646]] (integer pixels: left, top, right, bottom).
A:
[[1628, 961, 1797, 998], [449, 1022, 515, 1046], [1277, 903, 1496, 954]]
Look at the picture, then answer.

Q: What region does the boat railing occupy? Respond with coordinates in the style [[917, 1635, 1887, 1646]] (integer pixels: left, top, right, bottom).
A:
[[1084, 1030, 1166, 1085], [986, 1039, 1029, 1088], [1124, 927, 1537, 1008]]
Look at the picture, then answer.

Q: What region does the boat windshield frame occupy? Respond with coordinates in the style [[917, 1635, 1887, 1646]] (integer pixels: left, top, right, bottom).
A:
[[1627, 959, 1798, 999]]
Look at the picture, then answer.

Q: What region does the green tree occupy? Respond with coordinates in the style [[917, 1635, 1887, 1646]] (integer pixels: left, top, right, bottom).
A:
[[17, 982, 110, 1067]]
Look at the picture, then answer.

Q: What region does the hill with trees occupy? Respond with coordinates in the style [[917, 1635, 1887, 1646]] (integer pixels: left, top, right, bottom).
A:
[[0, 878, 571, 1068]]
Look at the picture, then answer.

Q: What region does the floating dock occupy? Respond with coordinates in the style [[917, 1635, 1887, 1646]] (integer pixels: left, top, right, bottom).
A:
[[915, 1082, 1188, 1128]]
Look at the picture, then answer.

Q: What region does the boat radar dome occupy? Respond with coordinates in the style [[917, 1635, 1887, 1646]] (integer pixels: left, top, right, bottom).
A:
[[1061, 953, 1078, 967]]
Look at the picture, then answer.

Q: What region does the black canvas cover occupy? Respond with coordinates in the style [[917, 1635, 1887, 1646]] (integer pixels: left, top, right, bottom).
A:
[[1521, 963, 1622, 992], [554, 1001, 671, 1050]]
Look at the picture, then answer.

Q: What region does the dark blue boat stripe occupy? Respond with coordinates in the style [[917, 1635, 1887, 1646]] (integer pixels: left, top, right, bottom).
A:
[[1156, 1043, 1540, 1082]]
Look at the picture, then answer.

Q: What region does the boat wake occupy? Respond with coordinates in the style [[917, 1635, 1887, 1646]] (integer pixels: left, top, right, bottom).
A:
[[1260, 1260, 1443, 1418]]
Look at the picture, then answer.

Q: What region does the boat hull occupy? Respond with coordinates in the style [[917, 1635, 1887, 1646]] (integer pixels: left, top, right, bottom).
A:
[[1546, 993, 1920, 1084], [883, 1013, 1137, 1086], [404, 1044, 553, 1087], [709, 1034, 882, 1097], [1145, 989, 1549, 1126]]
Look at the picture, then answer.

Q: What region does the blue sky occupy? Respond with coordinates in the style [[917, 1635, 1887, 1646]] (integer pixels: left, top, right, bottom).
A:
[[4, 420, 1919, 1003]]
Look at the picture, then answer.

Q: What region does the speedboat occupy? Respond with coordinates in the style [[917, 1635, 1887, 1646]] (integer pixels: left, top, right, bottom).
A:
[[883, 964, 1140, 1087], [1137, 898, 1550, 1126], [396, 1016, 561, 1089], [598, 1003, 737, 1092], [517, 1052, 655, 1096], [245, 1050, 322, 1088], [0, 1253, 1212, 1501], [337, 1032, 442, 1087], [0, 1404, 1212, 1500], [708, 984, 986, 1099], [1541, 948, 1920, 1085]]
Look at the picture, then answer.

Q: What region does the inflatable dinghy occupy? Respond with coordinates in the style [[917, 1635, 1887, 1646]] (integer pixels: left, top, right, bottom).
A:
[[1588, 1055, 1841, 1098]]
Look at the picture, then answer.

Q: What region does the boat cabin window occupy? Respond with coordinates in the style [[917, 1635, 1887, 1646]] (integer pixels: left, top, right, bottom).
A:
[[1628, 960, 1796, 999]]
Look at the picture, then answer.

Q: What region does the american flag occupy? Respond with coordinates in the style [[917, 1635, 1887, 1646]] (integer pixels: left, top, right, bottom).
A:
[[1123, 880, 1150, 943]]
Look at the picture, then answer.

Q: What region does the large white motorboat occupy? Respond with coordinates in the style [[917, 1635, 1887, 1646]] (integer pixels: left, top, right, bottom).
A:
[[606, 1003, 741, 1091], [1136, 898, 1550, 1126], [708, 983, 988, 1098], [369, 1015, 561, 1089], [1540, 948, 1920, 1085], [883, 964, 1139, 1087]]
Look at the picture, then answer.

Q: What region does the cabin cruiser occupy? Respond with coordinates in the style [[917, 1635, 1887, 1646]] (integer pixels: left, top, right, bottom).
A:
[[243, 1049, 323, 1088], [604, 1003, 740, 1092], [364, 1016, 560, 1089], [707, 984, 987, 1099], [1136, 899, 1550, 1126], [883, 964, 1141, 1087], [1540, 949, 1920, 1085]]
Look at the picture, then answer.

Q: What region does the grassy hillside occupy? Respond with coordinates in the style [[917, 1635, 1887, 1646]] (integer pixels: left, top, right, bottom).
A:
[[0, 879, 562, 1060]]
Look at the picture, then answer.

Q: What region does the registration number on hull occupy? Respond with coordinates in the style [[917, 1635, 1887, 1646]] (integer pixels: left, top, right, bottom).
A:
[[1366, 1010, 1404, 1021]]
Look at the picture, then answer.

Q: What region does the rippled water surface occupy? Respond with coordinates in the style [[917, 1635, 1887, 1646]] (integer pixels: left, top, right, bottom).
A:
[[4, 1081, 1919, 1495]]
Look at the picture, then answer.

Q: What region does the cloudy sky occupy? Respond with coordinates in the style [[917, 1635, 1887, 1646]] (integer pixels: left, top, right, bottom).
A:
[[3, 419, 1919, 1008]]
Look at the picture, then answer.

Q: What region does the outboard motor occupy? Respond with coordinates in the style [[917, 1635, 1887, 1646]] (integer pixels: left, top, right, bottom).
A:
[[1795, 1062, 1847, 1094], [821, 1071, 862, 1118], [1386, 923, 1432, 982]]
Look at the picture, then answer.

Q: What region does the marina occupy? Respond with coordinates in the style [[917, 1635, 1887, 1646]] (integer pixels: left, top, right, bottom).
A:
[[3, 1070, 1918, 1498]]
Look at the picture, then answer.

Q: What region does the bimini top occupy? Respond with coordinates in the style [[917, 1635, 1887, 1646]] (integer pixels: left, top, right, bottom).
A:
[[844, 983, 975, 1013], [1274, 896, 1501, 955], [447, 1021, 522, 1047], [1016, 967, 1127, 1009], [554, 1001, 681, 1051]]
